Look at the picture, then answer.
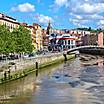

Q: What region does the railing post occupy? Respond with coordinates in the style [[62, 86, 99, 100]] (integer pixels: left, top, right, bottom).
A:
[[35, 62, 38, 69], [35, 62, 38, 77], [8, 69, 11, 79], [4, 71, 7, 80], [63, 52, 67, 61]]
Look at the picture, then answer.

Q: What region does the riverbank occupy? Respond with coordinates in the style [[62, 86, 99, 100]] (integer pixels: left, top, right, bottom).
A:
[[0, 53, 75, 84]]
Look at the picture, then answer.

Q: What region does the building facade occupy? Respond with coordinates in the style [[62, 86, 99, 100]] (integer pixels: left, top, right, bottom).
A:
[[32, 23, 43, 51], [0, 13, 44, 52], [82, 33, 98, 46], [98, 32, 104, 47], [49, 33, 76, 51], [42, 29, 49, 50], [0, 13, 19, 31]]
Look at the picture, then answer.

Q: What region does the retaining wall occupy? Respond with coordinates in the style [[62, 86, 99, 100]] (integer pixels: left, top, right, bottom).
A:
[[0, 53, 75, 84]]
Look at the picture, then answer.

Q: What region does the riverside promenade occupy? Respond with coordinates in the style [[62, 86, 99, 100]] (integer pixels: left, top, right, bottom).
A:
[[0, 52, 75, 84]]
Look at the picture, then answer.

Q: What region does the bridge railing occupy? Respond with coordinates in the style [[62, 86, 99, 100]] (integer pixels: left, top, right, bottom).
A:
[[67, 45, 104, 53]]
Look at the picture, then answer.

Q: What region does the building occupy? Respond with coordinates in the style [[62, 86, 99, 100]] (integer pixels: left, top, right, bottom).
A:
[[81, 33, 98, 46], [42, 29, 49, 50], [52, 29, 65, 34], [56, 33, 76, 50], [98, 32, 104, 47], [19, 22, 44, 51], [69, 29, 91, 46], [46, 21, 52, 35], [89, 33, 98, 45], [0, 13, 19, 31], [49, 33, 76, 51], [0, 13, 44, 52], [32, 23, 43, 51], [20, 23, 43, 51]]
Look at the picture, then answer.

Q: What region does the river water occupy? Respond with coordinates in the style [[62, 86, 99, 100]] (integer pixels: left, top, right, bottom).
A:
[[0, 54, 104, 104]]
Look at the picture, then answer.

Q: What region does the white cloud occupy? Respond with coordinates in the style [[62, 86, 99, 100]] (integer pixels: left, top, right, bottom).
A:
[[35, 14, 53, 24], [73, 15, 83, 20], [54, 0, 68, 7], [90, 14, 104, 20], [11, 3, 35, 12], [72, 14, 104, 20], [69, 14, 104, 28], [71, 3, 104, 14], [97, 20, 104, 29], [69, 18, 87, 28], [69, 18, 88, 25], [52, 0, 104, 28], [67, 1, 104, 28], [70, 19, 87, 28], [98, 20, 104, 25]]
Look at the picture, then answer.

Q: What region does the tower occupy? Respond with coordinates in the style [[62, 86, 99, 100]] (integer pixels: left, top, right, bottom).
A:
[[46, 20, 52, 35]]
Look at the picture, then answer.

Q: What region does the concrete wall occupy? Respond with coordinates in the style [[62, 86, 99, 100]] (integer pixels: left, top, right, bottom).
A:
[[0, 53, 75, 84]]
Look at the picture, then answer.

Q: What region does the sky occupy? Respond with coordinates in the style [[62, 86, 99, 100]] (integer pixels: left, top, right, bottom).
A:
[[1, 0, 104, 29]]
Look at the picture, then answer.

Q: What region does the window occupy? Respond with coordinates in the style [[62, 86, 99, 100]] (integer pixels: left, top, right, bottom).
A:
[[68, 40, 70, 44], [65, 40, 67, 45], [71, 40, 73, 44]]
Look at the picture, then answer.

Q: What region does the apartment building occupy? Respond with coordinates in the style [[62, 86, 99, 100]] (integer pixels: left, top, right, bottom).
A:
[[0, 13, 19, 31], [31, 23, 43, 51]]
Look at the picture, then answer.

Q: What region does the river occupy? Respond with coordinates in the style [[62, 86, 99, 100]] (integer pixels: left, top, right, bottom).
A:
[[0, 54, 104, 104]]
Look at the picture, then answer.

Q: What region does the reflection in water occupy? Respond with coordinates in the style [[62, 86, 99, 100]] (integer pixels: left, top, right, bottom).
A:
[[0, 55, 104, 104], [98, 59, 104, 68], [0, 73, 37, 104]]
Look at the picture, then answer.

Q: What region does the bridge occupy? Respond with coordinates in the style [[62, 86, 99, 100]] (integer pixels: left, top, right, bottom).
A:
[[67, 45, 104, 55]]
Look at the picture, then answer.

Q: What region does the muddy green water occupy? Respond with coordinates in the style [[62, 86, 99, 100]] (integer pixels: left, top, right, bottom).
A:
[[0, 55, 104, 104]]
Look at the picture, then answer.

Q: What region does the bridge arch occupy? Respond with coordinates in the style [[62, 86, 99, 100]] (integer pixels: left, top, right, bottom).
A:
[[67, 45, 104, 55]]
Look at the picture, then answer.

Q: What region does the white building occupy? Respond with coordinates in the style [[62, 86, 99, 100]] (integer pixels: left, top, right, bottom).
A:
[[0, 13, 19, 32], [49, 33, 76, 51]]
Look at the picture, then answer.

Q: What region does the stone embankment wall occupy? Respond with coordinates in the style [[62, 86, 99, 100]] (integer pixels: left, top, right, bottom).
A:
[[0, 53, 75, 84]]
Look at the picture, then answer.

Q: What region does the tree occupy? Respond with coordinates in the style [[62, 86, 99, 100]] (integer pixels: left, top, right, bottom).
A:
[[0, 25, 33, 55], [0, 25, 11, 54], [12, 26, 33, 54], [88, 27, 91, 31]]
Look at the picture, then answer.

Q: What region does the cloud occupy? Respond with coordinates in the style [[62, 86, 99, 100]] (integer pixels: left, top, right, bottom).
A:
[[72, 14, 104, 20], [50, 0, 69, 12], [70, 19, 88, 28], [11, 3, 35, 12], [54, 0, 68, 7], [53, 0, 104, 14], [69, 14, 104, 28], [69, 18, 89, 27], [71, 3, 104, 14], [63, 0, 104, 28], [52, 0, 104, 27], [34, 14, 54, 25], [97, 20, 104, 29], [98, 20, 104, 25]]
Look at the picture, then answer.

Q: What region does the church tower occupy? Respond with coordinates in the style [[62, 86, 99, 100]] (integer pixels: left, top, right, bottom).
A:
[[46, 20, 52, 35]]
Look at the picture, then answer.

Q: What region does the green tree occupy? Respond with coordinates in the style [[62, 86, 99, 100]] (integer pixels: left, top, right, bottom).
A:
[[0, 25, 33, 55], [0, 25, 11, 54], [12, 26, 33, 54]]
